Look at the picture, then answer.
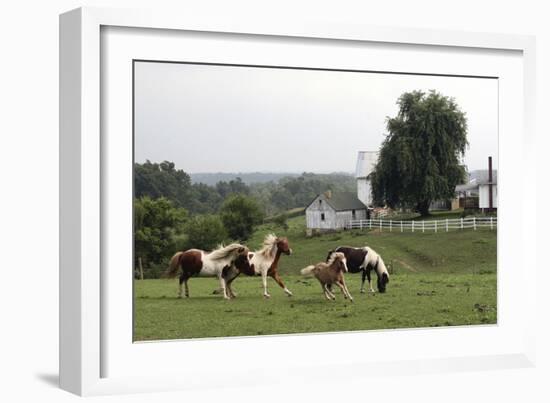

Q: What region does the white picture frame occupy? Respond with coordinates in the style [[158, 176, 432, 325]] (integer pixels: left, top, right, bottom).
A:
[[59, 7, 537, 396]]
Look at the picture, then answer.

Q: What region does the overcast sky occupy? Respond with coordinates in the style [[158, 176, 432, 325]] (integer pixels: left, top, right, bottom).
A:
[[134, 61, 498, 174]]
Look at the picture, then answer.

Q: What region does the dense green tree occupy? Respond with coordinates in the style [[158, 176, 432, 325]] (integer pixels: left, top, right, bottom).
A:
[[220, 194, 264, 241], [186, 182, 223, 214], [216, 177, 249, 198], [184, 214, 228, 250], [371, 90, 468, 216], [270, 187, 294, 210], [134, 196, 188, 270], [134, 161, 193, 208]]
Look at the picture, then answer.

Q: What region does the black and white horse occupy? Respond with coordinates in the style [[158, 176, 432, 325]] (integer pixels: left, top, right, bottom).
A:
[[326, 246, 390, 293]]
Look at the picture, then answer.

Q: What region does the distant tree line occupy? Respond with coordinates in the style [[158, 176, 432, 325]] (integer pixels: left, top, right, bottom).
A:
[[135, 160, 356, 216]]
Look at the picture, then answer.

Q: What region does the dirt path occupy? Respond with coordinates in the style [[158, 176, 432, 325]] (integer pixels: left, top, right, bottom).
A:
[[394, 259, 418, 272]]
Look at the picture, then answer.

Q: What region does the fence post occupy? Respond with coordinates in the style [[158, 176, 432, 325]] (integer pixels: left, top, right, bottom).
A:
[[401, 220, 403, 232], [446, 219, 448, 232], [490, 216, 493, 230], [412, 221, 414, 233], [422, 221, 425, 233], [369, 219, 372, 229], [461, 218, 463, 230], [473, 217, 476, 230], [138, 257, 144, 280], [390, 220, 392, 232], [435, 220, 437, 233], [359, 220, 363, 230], [380, 219, 382, 231]]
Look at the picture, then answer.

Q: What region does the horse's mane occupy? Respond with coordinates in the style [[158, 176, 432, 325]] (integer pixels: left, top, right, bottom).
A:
[[208, 243, 247, 261], [327, 251, 345, 266], [257, 233, 278, 259]]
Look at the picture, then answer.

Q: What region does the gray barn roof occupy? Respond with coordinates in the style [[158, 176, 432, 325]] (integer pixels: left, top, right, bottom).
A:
[[469, 169, 498, 185], [307, 192, 367, 211], [455, 170, 498, 192]]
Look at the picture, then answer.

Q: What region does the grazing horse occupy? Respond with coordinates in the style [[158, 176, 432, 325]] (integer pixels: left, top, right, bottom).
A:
[[165, 244, 253, 300], [220, 234, 293, 298], [301, 252, 353, 301], [326, 246, 390, 293]]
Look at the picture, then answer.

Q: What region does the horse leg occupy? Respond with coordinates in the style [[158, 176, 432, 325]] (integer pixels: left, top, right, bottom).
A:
[[324, 284, 336, 300], [335, 280, 348, 299], [337, 280, 348, 298], [218, 275, 230, 300], [338, 279, 354, 302], [270, 270, 292, 296], [360, 270, 368, 293], [365, 268, 375, 293], [184, 279, 189, 298], [178, 274, 189, 298], [214, 267, 239, 296], [225, 283, 234, 299], [262, 271, 271, 298], [226, 274, 239, 298], [322, 283, 332, 300]]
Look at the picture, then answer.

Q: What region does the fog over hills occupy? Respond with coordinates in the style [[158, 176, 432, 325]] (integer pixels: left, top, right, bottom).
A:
[[190, 172, 354, 186]]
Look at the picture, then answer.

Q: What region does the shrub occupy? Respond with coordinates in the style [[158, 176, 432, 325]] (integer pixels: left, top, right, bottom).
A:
[[134, 196, 188, 271], [184, 214, 228, 250], [272, 213, 289, 231], [220, 194, 264, 241]]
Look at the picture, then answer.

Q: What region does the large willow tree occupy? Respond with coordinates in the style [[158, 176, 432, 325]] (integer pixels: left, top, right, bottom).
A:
[[371, 90, 468, 216]]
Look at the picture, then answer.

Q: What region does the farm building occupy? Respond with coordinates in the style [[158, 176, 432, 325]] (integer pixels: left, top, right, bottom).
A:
[[455, 157, 498, 211], [455, 171, 498, 211], [305, 191, 368, 230], [355, 151, 378, 207]]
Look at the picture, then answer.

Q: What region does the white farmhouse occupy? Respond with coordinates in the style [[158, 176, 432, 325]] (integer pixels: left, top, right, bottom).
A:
[[455, 170, 498, 211], [355, 151, 378, 207]]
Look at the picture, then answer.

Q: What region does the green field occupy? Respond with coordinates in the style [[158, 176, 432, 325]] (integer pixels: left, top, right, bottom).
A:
[[134, 214, 497, 341]]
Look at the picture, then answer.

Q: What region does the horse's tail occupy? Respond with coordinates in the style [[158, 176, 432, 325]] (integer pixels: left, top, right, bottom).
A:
[[300, 265, 316, 276], [164, 251, 184, 278]]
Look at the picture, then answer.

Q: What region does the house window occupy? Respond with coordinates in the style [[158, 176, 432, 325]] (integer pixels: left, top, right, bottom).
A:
[[321, 213, 325, 221], [319, 199, 322, 205], [352, 209, 356, 218]]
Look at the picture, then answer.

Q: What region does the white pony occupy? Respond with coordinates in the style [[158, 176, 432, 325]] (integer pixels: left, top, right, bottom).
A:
[[222, 234, 293, 298], [361, 246, 390, 293]]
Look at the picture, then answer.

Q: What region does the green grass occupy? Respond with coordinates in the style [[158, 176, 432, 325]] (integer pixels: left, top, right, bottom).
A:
[[247, 215, 497, 276], [134, 215, 497, 341], [134, 272, 496, 341]]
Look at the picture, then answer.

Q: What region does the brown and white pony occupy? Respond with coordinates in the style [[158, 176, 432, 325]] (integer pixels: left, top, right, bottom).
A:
[[301, 252, 353, 301], [326, 246, 390, 293], [165, 244, 253, 300], [220, 234, 293, 298]]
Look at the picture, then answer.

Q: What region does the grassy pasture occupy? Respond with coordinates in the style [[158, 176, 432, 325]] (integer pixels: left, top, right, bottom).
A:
[[134, 214, 497, 341]]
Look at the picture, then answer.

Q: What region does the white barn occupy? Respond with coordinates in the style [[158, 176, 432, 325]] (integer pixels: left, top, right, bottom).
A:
[[356, 151, 378, 207], [305, 191, 368, 230]]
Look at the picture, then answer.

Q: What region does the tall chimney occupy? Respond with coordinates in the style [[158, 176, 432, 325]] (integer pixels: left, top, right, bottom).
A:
[[324, 190, 332, 199], [488, 156, 493, 210]]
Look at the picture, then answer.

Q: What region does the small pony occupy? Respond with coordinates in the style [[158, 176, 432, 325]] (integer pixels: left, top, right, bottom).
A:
[[301, 252, 353, 301]]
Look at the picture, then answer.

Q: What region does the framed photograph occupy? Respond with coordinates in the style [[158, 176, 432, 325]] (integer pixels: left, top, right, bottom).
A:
[[60, 7, 537, 396]]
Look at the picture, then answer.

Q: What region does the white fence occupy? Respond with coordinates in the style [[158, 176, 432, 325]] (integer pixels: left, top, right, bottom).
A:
[[348, 217, 497, 232]]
